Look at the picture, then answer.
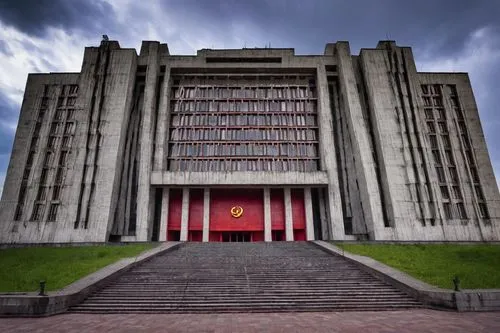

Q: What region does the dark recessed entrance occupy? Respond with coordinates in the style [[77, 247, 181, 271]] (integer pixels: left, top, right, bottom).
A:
[[221, 232, 251, 242]]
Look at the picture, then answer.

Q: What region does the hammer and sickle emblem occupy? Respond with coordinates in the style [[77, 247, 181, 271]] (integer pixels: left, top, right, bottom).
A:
[[231, 206, 243, 218]]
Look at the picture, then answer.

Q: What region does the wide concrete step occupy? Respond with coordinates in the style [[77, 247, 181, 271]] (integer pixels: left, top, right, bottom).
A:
[[69, 303, 422, 314], [71, 242, 422, 313]]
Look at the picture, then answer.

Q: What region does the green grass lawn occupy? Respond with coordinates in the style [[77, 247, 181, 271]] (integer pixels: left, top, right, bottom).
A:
[[0, 244, 155, 292], [335, 243, 500, 290]]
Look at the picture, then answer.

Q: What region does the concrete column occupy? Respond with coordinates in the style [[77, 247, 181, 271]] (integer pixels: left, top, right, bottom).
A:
[[136, 41, 160, 241], [202, 188, 210, 242], [284, 188, 294, 241], [180, 188, 189, 241], [315, 64, 345, 240], [304, 187, 315, 240], [264, 188, 272, 242], [158, 188, 169, 241]]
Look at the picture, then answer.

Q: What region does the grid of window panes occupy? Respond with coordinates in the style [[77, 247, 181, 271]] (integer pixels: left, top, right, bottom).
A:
[[447, 85, 489, 219], [422, 84, 467, 220], [31, 84, 78, 222], [168, 75, 319, 172]]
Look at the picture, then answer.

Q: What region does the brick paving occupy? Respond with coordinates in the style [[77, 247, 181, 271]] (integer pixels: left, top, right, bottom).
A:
[[0, 310, 498, 332]]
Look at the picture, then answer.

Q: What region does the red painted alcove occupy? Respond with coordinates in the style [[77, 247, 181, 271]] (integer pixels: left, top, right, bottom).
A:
[[210, 188, 264, 232]]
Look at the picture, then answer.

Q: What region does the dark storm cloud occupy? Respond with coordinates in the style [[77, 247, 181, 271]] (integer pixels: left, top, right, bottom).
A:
[[0, 0, 117, 38], [162, 0, 500, 55]]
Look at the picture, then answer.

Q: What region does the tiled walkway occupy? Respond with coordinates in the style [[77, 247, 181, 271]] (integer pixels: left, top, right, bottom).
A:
[[1, 310, 498, 332]]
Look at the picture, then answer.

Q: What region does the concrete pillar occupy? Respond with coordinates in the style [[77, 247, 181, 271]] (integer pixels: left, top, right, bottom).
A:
[[158, 188, 169, 241], [136, 41, 160, 241], [180, 188, 189, 241], [304, 187, 315, 240], [315, 64, 345, 240], [284, 188, 294, 241], [202, 188, 210, 242], [264, 188, 272, 242]]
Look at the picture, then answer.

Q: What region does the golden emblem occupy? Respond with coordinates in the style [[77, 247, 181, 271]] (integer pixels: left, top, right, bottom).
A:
[[230, 206, 243, 218]]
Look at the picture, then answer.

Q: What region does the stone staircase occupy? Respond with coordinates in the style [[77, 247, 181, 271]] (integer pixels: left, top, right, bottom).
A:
[[69, 242, 421, 313]]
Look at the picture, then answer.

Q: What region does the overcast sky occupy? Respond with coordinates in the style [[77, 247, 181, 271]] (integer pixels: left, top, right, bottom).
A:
[[0, 0, 500, 196]]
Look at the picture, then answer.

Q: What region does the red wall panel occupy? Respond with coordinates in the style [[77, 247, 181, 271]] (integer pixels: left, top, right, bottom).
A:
[[291, 189, 306, 230], [270, 189, 285, 230], [167, 189, 182, 231], [210, 189, 264, 231], [188, 189, 204, 230]]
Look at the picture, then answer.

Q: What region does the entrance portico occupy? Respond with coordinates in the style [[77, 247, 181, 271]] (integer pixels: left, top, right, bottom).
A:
[[160, 187, 316, 242]]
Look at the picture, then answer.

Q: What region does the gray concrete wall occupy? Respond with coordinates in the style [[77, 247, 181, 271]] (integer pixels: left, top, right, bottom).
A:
[[1, 39, 499, 243]]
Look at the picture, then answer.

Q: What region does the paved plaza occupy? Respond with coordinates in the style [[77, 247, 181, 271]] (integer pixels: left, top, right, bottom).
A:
[[1, 310, 498, 332]]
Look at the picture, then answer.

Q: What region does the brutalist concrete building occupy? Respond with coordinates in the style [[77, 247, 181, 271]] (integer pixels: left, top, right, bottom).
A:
[[1, 39, 499, 243]]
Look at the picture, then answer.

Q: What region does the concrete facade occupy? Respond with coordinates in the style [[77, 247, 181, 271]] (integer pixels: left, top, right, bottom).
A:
[[1, 39, 499, 243]]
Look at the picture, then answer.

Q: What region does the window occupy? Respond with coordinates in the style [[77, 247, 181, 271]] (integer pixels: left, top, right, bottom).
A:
[[466, 150, 474, 165], [421, 85, 429, 94], [436, 108, 446, 120], [458, 121, 467, 133], [40, 168, 49, 184], [444, 150, 454, 165], [470, 167, 480, 183], [429, 135, 438, 148], [55, 110, 64, 120], [433, 97, 443, 106], [31, 204, 44, 221], [456, 203, 467, 219], [440, 186, 449, 199], [441, 135, 451, 148], [48, 136, 58, 149], [435, 167, 446, 183], [432, 150, 441, 164], [423, 97, 432, 107], [55, 168, 64, 184], [14, 204, 23, 221], [59, 151, 68, 166], [68, 85, 78, 94], [26, 151, 35, 166], [438, 122, 447, 133], [64, 123, 75, 135], [451, 186, 462, 199], [52, 186, 61, 200], [478, 203, 489, 218], [47, 204, 58, 222], [427, 121, 435, 133], [23, 168, 31, 180], [66, 97, 76, 106], [449, 167, 459, 183], [475, 186, 484, 201], [443, 203, 452, 219], [44, 152, 53, 166], [36, 186, 47, 201]]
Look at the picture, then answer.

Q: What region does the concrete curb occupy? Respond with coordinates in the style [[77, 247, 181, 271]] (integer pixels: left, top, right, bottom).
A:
[[0, 242, 182, 317], [312, 241, 500, 312]]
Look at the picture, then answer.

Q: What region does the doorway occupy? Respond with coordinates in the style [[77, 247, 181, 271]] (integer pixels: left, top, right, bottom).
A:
[[221, 232, 251, 242]]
